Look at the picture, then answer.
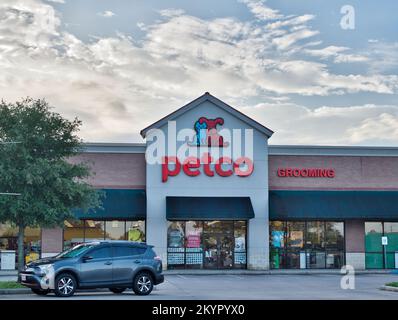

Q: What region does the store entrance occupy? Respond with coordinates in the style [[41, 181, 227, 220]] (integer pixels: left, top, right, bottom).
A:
[[167, 220, 247, 270], [203, 233, 234, 269]]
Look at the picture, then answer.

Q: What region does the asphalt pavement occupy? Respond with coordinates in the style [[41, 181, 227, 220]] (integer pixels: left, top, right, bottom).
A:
[[0, 274, 398, 300]]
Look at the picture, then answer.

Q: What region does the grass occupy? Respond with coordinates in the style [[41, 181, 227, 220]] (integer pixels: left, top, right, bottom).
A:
[[0, 281, 25, 289], [385, 282, 398, 288]]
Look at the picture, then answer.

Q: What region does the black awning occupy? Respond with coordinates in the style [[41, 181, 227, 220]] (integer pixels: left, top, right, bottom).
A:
[[74, 189, 146, 220], [270, 190, 398, 220], [166, 196, 254, 220]]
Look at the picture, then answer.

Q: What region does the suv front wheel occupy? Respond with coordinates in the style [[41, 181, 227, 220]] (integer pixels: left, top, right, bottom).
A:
[[133, 272, 153, 295], [54, 273, 77, 297]]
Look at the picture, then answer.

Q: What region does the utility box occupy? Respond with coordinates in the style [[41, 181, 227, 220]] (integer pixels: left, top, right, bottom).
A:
[[0, 250, 16, 270]]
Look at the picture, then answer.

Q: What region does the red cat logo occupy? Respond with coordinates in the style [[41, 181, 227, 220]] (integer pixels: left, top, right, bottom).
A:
[[189, 117, 229, 147]]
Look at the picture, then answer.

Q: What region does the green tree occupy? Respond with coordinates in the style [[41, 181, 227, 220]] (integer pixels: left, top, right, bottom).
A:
[[0, 98, 101, 271]]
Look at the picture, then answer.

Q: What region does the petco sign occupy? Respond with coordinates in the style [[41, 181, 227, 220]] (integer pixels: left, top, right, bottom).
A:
[[162, 153, 254, 182]]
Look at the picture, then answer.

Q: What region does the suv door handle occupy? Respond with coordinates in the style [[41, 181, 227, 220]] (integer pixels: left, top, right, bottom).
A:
[[104, 261, 112, 265], [134, 260, 141, 264]]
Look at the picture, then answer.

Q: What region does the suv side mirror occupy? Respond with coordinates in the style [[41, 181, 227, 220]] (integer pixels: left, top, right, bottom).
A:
[[82, 255, 93, 262]]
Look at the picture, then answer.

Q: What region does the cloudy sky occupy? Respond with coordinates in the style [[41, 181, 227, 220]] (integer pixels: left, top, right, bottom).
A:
[[1, 0, 398, 145]]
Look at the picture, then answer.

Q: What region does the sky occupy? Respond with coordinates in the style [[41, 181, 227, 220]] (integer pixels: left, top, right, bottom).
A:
[[0, 0, 398, 145]]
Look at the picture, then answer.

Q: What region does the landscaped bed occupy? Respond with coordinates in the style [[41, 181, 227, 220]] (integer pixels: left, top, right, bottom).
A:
[[0, 281, 25, 289], [385, 282, 398, 288]]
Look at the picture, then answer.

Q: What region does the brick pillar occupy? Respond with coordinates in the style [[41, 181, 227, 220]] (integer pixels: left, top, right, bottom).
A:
[[41, 228, 63, 258], [345, 220, 365, 270]]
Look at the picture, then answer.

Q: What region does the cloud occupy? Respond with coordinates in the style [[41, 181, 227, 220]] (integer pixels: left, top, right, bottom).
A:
[[306, 45, 369, 64], [98, 10, 115, 18], [0, 0, 397, 145], [239, 0, 282, 20], [242, 102, 398, 145]]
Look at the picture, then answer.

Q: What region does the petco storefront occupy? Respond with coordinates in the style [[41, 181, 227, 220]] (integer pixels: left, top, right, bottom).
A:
[[33, 93, 398, 271]]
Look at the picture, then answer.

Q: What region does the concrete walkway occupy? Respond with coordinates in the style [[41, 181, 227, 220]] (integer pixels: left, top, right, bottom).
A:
[[1, 268, 396, 282]]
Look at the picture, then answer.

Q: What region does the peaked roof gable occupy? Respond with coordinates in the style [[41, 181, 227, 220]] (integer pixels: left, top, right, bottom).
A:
[[140, 92, 274, 138]]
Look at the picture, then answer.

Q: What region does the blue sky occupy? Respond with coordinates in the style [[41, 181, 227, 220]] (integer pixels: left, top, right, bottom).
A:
[[1, 0, 398, 145]]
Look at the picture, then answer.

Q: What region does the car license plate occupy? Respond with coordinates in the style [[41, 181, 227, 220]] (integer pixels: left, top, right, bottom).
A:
[[21, 275, 26, 281]]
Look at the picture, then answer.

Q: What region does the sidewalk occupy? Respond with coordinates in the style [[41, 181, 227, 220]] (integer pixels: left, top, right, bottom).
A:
[[0, 268, 395, 280]]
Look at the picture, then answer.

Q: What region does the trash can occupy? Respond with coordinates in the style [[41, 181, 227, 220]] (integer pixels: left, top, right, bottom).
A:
[[0, 250, 16, 270]]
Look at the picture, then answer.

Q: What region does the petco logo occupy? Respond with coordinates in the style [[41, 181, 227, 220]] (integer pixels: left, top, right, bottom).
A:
[[188, 117, 229, 147], [161, 153, 254, 182]]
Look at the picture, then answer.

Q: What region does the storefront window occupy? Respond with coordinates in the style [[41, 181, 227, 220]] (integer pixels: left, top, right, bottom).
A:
[[0, 223, 41, 266], [167, 221, 185, 269], [185, 221, 203, 269], [63, 219, 146, 249], [325, 222, 344, 269], [365, 222, 398, 269], [105, 220, 125, 240], [0, 223, 18, 251], [64, 220, 85, 250], [385, 222, 398, 269], [234, 221, 246, 269], [270, 221, 285, 269], [84, 220, 105, 242], [270, 221, 345, 269], [24, 227, 41, 263], [126, 221, 145, 242], [365, 222, 383, 269]]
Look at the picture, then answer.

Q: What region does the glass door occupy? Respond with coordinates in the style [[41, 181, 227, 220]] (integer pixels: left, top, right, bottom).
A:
[[219, 234, 234, 269], [204, 234, 218, 268], [203, 233, 234, 269]]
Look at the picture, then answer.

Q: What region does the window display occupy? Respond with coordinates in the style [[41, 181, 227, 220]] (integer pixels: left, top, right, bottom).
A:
[[167, 220, 247, 269], [167, 221, 185, 268], [270, 221, 345, 269], [126, 220, 145, 242], [185, 221, 203, 268], [63, 219, 146, 249]]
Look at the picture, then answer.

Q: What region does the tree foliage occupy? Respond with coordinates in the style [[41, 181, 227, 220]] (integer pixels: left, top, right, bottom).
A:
[[0, 97, 101, 229]]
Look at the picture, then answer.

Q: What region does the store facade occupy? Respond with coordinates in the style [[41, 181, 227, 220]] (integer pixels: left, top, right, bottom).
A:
[[4, 93, 398, 270]]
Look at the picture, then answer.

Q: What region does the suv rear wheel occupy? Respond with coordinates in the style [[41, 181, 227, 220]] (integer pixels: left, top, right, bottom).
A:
[[133, 272, 153, 295], [109, 288, 126, 294], [54, 273, 77, 297]]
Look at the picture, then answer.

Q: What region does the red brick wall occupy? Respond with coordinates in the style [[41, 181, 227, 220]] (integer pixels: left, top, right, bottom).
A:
[[69, 153, 146, 189], [269, 155, 398, 190], [41, 228, 63, 253]]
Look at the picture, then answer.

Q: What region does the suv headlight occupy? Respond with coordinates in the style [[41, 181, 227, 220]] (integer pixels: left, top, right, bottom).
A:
[[37, 264, 53, 276]]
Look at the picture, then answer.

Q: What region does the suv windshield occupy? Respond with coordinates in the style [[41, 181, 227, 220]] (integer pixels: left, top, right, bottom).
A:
[[56, 243, 99, 258]]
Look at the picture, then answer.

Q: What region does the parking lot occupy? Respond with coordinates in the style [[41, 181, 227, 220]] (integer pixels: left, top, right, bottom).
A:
[[1, 274, 398, 300]]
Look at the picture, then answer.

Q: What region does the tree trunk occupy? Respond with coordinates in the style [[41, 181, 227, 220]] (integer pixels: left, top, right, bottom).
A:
[[17, 224, 25, 272]]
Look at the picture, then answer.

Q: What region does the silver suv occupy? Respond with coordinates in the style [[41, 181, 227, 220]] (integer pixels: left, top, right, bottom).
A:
[[19, 241, 164, 297]]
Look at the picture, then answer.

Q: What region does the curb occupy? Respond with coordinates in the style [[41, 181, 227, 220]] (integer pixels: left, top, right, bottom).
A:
[[380, 285, 398, 292], [0, 288, 32, 295], [163, 270, 393, 276]]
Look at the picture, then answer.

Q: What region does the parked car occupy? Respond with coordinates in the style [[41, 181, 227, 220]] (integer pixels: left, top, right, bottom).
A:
[[18, 241, 164, 297]]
